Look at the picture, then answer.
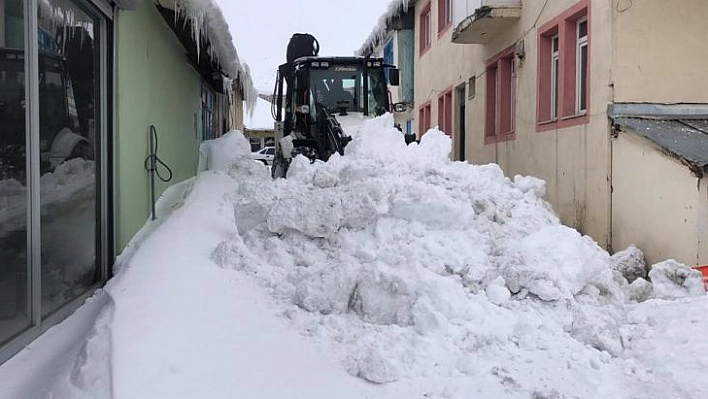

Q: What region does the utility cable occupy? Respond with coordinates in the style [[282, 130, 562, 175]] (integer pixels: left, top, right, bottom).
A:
[[144, 125, 172, 220], [144, 125, 173, 183]]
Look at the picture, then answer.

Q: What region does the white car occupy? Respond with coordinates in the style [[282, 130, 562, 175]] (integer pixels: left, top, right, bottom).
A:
[[251, 146, 275, 165]]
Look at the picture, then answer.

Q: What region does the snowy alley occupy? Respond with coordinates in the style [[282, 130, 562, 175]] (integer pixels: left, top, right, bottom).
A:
[[1, 114, 707, 399]]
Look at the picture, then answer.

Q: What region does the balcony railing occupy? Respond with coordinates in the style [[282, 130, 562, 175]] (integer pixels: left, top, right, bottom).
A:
[[452, 0, 521, 45]]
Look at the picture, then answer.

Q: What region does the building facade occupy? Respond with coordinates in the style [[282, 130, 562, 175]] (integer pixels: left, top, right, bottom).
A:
[[445, 0, 708, 266], [0, 0, 252, 365], [359, 1, 417, 138], [413, 0, 491, 161]]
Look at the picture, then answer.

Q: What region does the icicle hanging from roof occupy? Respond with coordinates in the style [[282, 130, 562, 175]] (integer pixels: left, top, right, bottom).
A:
[[357, 0, 412, 56], [165, 0, 257, 113]]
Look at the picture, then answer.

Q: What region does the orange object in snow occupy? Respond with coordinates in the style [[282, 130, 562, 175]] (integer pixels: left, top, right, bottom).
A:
[[694, 265, 708, 291]]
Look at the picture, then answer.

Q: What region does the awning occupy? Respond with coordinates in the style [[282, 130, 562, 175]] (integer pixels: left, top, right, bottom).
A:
[[609, 103, 708, 177]]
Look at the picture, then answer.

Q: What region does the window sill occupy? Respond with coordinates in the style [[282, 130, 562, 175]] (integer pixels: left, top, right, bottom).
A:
[[485, 131, 516, 145], [437, 24, 452, 39], [536, 111, 589, 132], [538, 118, 558, 126], [561, 111, 587, 121]]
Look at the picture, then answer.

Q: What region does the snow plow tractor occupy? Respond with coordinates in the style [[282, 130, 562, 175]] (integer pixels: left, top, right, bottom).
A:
[[270, 33, 402, 178]]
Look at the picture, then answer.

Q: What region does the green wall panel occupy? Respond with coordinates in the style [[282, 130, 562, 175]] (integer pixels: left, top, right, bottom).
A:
[[115, 3, 200, 250]]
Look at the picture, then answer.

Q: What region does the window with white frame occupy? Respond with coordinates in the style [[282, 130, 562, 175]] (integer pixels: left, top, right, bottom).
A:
[[550, 35, 559, 120], [535, 0, 589, 130], [420, 2, 432, 54], [438, 0, 452, 33], [576, 17, 588, 114]]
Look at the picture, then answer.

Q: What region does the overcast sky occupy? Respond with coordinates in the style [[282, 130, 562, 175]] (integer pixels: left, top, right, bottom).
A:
[[215, 0, 392, 94]]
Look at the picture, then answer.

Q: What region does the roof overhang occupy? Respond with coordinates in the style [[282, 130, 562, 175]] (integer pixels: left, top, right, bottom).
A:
[[154, 0, 226, 92], [609, 103, 708, 178]]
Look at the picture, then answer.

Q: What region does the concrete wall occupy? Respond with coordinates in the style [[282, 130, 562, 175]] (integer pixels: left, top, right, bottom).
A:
[[612, 0, 708, 104], [612, 131, 702, 266], [699, 180, 708, 265], [115, 2, 201, 249]]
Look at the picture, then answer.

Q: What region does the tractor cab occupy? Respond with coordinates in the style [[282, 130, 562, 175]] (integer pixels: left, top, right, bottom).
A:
[[271, 34, 399, 178]]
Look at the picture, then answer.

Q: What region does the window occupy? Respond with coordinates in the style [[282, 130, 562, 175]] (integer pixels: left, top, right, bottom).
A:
[[1, 0, 111, 356], [576, 18, 588, 114], [419, 2, 432, 55], [468, 75, 476, 99], [419, 102, 431, 136], [383, 39, 394, 81], [438, 89, 452, 135], [485, 47, 515, 144], [550, 35, 559, 120], [438, 0, 453, 34], [536, 0, 589, 131], [201, 84, 216, 140]]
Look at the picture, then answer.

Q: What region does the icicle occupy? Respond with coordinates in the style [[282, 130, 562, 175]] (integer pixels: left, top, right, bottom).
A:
[[162, 1, 257, 114], [357, 0, 413, 56]]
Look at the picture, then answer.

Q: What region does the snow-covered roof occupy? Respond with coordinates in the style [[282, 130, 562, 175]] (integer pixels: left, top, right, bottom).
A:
[[356, 0, 413, 56], [153, 0, 257, 115]]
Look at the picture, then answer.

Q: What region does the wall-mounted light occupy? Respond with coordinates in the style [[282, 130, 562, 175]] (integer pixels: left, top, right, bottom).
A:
[[515, 39, 525, 61]]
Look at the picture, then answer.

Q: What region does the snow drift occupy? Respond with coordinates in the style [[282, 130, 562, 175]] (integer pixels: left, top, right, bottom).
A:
[[207, 114, 706, 396], [3, 114, 708, 399]]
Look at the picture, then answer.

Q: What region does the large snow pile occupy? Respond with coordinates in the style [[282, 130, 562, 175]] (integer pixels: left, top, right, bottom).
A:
[[3, 115, 708, 398], [207, 114, 705, 396]]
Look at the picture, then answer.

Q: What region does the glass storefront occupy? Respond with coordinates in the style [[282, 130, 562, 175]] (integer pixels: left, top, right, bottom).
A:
[[38, 0, 100, 317], [0, 0, 30, 345], [0, 0, 109, 352]]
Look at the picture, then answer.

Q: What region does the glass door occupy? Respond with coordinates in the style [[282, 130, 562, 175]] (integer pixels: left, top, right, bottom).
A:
[[37, 0, 101, 317]]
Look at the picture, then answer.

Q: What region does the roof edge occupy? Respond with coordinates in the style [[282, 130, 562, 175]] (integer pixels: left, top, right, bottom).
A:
[[607, 103, 708, 120]]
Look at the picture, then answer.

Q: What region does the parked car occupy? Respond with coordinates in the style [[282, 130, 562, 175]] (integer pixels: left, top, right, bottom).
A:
[[251, 146, 275, 165]]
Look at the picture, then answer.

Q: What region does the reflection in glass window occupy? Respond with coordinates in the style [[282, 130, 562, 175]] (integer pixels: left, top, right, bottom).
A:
[[0, 0, 30, 345], [37, 0, 99, 317]]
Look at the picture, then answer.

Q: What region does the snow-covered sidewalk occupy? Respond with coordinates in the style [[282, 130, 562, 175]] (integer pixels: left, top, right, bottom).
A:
[[1, 114, 707, 399]]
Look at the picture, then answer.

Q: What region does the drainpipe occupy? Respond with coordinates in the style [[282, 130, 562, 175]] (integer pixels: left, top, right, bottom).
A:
[[607, 121, 617, 253]]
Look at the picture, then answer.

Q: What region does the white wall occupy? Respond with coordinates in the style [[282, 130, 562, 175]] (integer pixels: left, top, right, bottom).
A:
[[612, 131, 701, 266]]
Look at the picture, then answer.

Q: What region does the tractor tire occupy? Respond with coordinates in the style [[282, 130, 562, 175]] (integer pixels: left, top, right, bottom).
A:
[[271, 152, 288, 179]]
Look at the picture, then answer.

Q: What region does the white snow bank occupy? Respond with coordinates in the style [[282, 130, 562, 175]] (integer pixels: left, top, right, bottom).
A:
[[649, 259, 706, 299], [197, 129, 252, 172], [209, 114, 699, 396], [4, 114, 708, 399], [501, 225, 617, 302]]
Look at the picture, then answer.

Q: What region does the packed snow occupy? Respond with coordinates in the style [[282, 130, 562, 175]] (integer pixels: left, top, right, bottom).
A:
[[1, 114, 707, 398]]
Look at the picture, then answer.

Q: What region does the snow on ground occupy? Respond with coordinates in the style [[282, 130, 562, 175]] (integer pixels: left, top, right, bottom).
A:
[[1, 114, 707, 398]]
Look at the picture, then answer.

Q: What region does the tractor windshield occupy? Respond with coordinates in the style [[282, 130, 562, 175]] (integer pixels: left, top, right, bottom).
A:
[[0, 51, 74, 153], [0, 52, 26, 148], [308, 65, 389, 116]]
